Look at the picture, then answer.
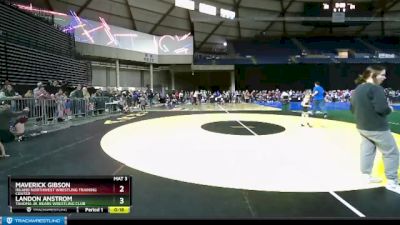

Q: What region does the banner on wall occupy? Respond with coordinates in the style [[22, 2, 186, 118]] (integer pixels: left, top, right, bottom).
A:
[[53, 11, 193, 56]]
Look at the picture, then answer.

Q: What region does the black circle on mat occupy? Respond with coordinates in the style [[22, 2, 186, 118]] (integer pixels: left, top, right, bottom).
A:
[[201, 121, 286, 136]]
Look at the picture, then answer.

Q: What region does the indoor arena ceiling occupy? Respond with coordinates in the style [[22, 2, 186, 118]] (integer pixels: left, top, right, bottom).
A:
[[17, 0, 400, 53]]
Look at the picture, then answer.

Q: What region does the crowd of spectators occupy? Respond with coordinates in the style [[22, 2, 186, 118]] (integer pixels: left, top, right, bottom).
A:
[[2, 79, 400, 116], [1, 79, 399, 123], [159, 88, 400, 106], [0, 80, 160, 120], [0, 79, 399, 147]]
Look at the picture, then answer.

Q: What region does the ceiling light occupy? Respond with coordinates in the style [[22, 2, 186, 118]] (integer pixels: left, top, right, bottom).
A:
[[175, 0, 195, 10], [199, 3, 216, 16], [220, 8, 235, 19]]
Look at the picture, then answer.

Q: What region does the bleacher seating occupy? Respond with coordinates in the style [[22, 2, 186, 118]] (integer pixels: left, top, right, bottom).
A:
[[352, 53, 372, 58], [193, 53, 254, 65], [296, 57, 334, 64], [194, 57, 254, 65], [232, 38, 301, 64], [194, 35, 400, 65], [379, 58, 400, 64], [298, 37, 373, 55], [340, 58, 378, 64], [364, 37, 400, 54], [0, 1, 90, 86], [0, 2, 74, 57], [0, 35, 5, 82], [0, 40, 90, 86]]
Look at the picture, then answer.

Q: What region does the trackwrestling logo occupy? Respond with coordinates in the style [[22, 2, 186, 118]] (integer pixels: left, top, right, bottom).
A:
[[2, 217, 66, 225]]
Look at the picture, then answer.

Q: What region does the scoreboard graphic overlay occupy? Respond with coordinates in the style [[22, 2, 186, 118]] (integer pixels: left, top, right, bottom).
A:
[[8, 176, 132, 214]]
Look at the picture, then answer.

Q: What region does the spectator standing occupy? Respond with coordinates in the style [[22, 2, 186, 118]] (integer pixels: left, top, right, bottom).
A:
[[311, 81, 328, 118], [70, 84, 84, 117], [350, 65, 400, 193]]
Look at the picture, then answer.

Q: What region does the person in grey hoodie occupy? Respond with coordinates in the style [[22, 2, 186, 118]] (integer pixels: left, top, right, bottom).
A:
[[350, 65, 400, 194]]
